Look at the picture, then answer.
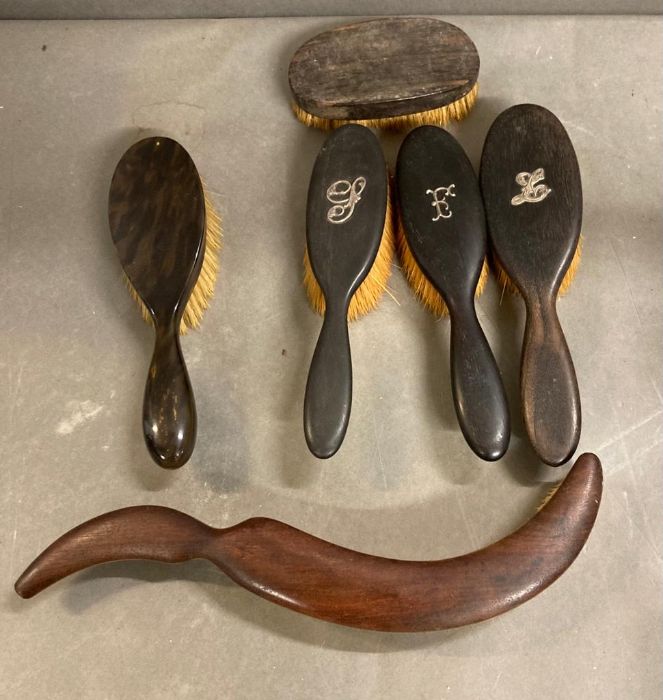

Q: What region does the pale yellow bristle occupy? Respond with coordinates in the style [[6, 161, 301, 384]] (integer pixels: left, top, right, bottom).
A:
[[396, 211, 488, 318], [559, 235, 583, 296], [492, 235, 583, 300], [125, 189, 222, 335], [537, 483, 562, 513], [492, 254, 520, 297], [293, 84, 478, 132], [303, 188, 395, 321]]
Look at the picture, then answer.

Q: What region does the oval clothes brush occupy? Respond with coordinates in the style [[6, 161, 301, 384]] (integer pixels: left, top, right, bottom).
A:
[[108, 137, 221, 469], [480, 104, 582, 466], [396, 126, 510, 461], [289, 17, 479, 131], [15, 453, 602, 632], [303, 124, 393, 459]]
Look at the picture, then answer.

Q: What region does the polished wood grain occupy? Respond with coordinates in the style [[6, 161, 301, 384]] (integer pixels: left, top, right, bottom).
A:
[[289, 17, 479, 120], [480, 105, 582, 466], [15, 454, 602, 632], [397, 126, 510, 461], [108, 137, 206, 469]]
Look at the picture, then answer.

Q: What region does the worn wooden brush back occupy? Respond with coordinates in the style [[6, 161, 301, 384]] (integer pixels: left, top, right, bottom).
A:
[[289, 17, 479, 121]]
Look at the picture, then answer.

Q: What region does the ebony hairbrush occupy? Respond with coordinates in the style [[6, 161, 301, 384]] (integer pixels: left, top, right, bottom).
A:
[[304, 124, 392, 459], [108, 137, 220, 469], [480, 104, 582, 466], [289, 17, 479, 131], [396, 126, 510, 461]]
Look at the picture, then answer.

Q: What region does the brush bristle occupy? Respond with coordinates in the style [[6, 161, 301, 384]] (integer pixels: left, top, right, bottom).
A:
[[126, 189, 222, 335], [536, 482, 562, 513], [303, 189, 395, 321], [293, 84, 478, 132], [492, 235, 583, 300], [396, 213, 488, 317]]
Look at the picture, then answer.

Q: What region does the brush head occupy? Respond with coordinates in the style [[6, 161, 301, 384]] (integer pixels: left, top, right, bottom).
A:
[[480, 104, 582, 299], [108, 137, 220, 334], [304, 191, 394, 322], [396, 126, 488, 317], [303, 124, 392, 320], [289, 17, 479, 131]]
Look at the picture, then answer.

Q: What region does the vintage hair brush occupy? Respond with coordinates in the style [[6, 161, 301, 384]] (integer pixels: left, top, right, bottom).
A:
[[303, 124, 393, 459], [396, 126, 510, 461], [108, 137, 221, 469], [289, 17, 479, 131], [480, 104, 582, 466], [15, 453, 602, 632]]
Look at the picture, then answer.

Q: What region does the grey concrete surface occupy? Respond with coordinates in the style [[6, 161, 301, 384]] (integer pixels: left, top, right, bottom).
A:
[[1, 1, 661, 18], [0, 15, 661, 700]]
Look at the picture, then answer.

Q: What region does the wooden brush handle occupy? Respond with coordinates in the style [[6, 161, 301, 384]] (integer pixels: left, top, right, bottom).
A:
[[15, 454, 602, 632], [304, 304, 352, 459], [522, 295, 580, 466], [143, 321, 197, 469], [449, 301, 510, 461]]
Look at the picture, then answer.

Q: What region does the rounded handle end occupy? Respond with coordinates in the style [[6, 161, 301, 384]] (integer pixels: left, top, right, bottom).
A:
[[144, 422, 196, 469], [304, 416, 346, 460]]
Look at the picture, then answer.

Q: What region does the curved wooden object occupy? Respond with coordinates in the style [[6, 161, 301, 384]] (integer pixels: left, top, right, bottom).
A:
[[15, 454, 602, 632]]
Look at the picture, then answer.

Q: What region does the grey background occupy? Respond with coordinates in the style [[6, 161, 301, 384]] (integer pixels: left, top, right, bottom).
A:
[[0, 0, 662, 18], [1, 14, 662, 700]]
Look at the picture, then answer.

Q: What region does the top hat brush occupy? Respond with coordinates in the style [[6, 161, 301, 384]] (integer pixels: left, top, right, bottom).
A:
[[108, 137, 221, 469], [303, 124, 393, 458], [396, 126, 510, 461], [289, 17, 479, 131], [480, 104, 582, 466]]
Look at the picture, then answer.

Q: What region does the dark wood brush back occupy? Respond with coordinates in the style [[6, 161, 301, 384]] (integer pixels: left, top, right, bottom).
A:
[[289, 17, 479, 120], [108, 137, 206, 469], [109, 137, 206, 316]]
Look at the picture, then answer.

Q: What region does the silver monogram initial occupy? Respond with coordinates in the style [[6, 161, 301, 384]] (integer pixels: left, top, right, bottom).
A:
[[426, 185, 456, 221], [326, 177, 366, 224], [511, 168, 551, 206]]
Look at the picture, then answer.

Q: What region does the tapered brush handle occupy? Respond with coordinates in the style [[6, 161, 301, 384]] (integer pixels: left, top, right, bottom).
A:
[[304, 304, 352, 459], [14, 454, 603, 632], [143, 321, 197, 469], [522, 295, 580, 466], [449, 302, 510, 461]]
